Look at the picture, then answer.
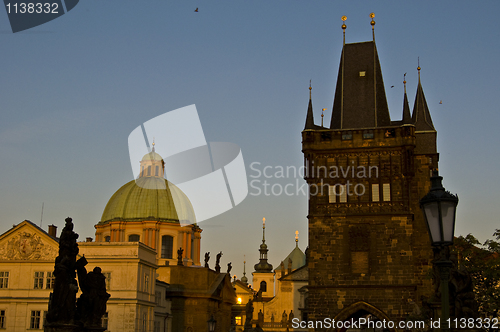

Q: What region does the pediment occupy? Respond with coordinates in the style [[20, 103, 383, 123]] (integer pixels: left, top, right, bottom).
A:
[[0, 221, 58, 261]]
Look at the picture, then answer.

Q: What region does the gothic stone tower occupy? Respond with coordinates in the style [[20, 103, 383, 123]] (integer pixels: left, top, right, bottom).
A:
[[302, 19, 438, 329]]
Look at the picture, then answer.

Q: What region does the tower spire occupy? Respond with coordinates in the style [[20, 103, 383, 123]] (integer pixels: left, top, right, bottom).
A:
[[402, 73, 412, 124], [412, 61, 435, 131], [295, 230, 299, 248], [370, 12, 376, 41], [304, 82, 316, 130], [254, 217, 273, 273], [241, 256, 248, 284]]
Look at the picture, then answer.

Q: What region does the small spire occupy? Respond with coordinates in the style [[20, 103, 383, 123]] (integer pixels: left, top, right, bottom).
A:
[[304, 84, 316, 130], [321, 109, 326, 127], [341, 16, 347, 45], [402, 73, 411, 124], [295, 230, 299, 247], [262, 217, 266, 243], [241, 256, 248, 284], [370, 13, 375, 41], [309, 80, 312, 99], [152, 138, 156, 152]]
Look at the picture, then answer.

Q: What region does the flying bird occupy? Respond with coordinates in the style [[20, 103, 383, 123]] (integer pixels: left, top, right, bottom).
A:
[[439, 100, 442, 104], [195, 7, 198, 12], [391, 86, 394, 88]]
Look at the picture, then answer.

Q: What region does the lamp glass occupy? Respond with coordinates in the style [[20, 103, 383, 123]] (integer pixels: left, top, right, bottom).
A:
[[441, 201, 456, 243], [424, 202, 441, 244]]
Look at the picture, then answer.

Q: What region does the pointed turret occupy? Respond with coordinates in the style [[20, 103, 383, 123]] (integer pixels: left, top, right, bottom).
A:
[[241, 259, 248, 284], [254, 217, 273, 273], [411, 66, 435, 131], [304, 84, 316, 130], [402, 74, 412, 124]]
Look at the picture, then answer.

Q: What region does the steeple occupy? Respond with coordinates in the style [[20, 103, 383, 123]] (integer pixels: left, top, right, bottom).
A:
[[411, 64, 435, 131], [402, 73, 412, 124], [304, 82, 316, 130], [330, 15, 391, 129], [254, 217, 273, 273], [241, 258, 248, 284]]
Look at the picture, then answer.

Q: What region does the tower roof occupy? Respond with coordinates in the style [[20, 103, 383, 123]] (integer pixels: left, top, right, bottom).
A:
[[330, 41, 391, 129], [402, 76, 412, 124], [412, 69, 435, 131]]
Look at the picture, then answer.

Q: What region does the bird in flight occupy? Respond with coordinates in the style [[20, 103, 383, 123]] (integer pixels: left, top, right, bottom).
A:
[[439, 100, 442, 104], [195, 8, 199, 12]]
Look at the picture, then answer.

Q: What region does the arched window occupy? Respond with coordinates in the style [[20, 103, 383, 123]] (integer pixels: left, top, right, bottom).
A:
[[128, 234, 140, 242], [104, 236, 110, 242], [260, 280, 267, 292], [155, 166, 159, 176], [161, 235, 173, 259], [147, 166, 151, 176]]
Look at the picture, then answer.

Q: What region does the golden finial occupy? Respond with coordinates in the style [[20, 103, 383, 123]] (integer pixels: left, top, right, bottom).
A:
[[152, 138, 156, 152], [295, 230, 299, 242], [321, 108, 326, 127], [417, 57, 421, 83], [262, 217, 266, 228], [341, 16, 347, 43], [309, 80, 312, 99]]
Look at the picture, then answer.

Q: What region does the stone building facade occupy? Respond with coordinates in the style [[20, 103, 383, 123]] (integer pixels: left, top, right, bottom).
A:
[[302, 23, 438, 330]]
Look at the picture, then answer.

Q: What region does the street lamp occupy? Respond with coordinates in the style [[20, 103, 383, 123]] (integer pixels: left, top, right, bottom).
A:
[[420, 170, 458, 330], [207, 315, 216, 332]]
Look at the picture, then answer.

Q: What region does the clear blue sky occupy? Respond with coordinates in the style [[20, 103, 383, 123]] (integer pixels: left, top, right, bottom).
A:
[[1, 1, 499, 280]]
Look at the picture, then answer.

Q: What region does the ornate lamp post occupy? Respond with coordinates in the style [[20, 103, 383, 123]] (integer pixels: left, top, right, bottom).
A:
[[207, 315, 216, 332], [420, 170, 458, 330]]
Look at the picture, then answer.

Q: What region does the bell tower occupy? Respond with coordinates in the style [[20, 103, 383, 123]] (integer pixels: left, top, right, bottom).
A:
[[302, 14, 438, 327], [252, 218, 275, 299]]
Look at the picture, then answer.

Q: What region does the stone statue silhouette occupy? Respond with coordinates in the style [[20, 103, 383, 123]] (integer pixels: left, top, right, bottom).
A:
[[244, 299, 254, 330], [227, 262, 232, 274], [204, 252, 210, 268], [177, 247, 184, 266], [46, 217, 80, 325], [75, 256, 110, 328], [215, 251, 222, 273]]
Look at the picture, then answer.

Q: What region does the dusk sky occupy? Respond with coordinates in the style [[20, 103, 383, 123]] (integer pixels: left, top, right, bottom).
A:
[[1, 1, 499, 279]]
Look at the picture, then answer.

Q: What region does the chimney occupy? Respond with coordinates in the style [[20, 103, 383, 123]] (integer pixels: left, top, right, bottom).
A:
[[48, 225, 57, 238], [86, 237, 93, 242]]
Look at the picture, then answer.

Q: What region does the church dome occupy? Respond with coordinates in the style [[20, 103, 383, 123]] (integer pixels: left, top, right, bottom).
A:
[[99, 177, 196, 224], [99, 148, 195, 225]]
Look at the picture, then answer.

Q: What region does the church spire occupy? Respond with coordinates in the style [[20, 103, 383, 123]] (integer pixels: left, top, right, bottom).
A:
[[304, 81, 316, 130], [411, 63, 435, 131], [241, 257, 248, 284], [254, 217, 273, 273], [402, 73, 412, 124]]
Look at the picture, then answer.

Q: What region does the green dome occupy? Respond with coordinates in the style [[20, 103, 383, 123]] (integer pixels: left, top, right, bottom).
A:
[[141, 151, 163, 161], [100, 176, 195, 224]]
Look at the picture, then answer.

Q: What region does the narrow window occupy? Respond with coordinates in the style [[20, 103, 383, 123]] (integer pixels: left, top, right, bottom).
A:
[[147, 166, 151, 176], [34, 272, 44, 289], [104, 236, 110, 242], [144, 274, 149, 292], [371, 184, 380, 202], [155, 291, 161, 305], [0, 272, 8, 289], [383, 183, 391, 201], [0, 310, 5, 328], [339, 184, 347, 203], [142, 313, 147, 332], [161, 236, 173, 259], [260, 280, 267, 292], [141, 166, 144, 177], [30, 311, 41, 329], [46, 272, 55, 289], [328, 185, 336, 203], [155, 166, 159, 176]]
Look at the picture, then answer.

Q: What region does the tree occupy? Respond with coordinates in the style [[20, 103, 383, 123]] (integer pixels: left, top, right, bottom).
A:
[[454, 229, 500, 320]]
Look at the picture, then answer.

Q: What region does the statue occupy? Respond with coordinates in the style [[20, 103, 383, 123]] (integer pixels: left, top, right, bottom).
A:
[[177, 247, 184, 266], [257, 309, 264, 327], [227, 262, 232, 274], [45, 217, 110, 332], [281, 310, 287, 328], [204, 252, 210, 268], [288, 310, 294, 328], [244, 299, 254, 331], [46, 217, 80, 325], [75, 256, 110, 328], [215, 251, 222, 273]]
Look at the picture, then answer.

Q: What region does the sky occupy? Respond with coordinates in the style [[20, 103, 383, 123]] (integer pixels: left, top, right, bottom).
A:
[[1, 1, 500, 280]]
